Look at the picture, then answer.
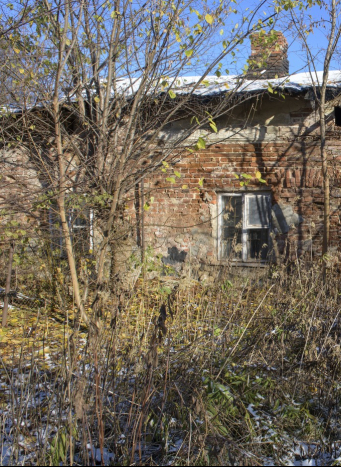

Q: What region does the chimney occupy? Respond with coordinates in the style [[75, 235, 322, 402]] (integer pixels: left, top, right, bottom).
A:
[[246, 31, 289, 79]]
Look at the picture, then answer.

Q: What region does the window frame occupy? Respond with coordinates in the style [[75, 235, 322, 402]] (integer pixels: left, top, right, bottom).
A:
[[218, 192, 271, 263], [48, 204, 94, 257]]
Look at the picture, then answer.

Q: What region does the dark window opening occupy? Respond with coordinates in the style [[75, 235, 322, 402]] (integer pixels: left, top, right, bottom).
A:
[[335, 107, 341, 127], [221, 195, 243, 259], [248, 228, 269, 260]]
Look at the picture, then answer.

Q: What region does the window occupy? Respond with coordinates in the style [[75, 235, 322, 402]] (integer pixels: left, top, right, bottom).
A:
[[218, 193, 271, 262], [48, 204, 94, 258], [69, 207, 94, 255], [335, 107, 341, 127]]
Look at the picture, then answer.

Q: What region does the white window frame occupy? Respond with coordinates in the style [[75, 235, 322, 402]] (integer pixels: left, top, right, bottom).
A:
[[218, 192, 271, 263]]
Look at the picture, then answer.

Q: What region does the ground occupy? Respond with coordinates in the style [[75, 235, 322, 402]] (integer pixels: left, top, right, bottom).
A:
[[1, 262, 341, 466]]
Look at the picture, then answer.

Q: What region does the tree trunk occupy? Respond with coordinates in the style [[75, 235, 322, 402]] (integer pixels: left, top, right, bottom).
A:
[[320, 98, 330, 257], [54, 100, 88, 325]]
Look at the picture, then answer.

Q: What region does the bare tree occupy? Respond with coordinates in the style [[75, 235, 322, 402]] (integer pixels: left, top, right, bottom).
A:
[[1, 0, 308, 323], [291, 0, 341, 260]]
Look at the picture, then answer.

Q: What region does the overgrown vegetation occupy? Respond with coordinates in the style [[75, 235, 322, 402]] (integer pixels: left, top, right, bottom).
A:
[[1, 257, 341, 465]]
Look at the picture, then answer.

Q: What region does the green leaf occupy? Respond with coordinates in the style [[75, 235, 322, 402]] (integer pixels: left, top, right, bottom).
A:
[[191, 115, 200, 125], [166, 177, 176, 183], [196, 137, 206, 149], [143, 202, 151, 211], [233, 173, 239, 179], [209, 122, 218, 133], [259, 178, 267, 184], [241, 173, 252, 179], [214, 326, 222, 336], [185, 49, 193, 57], [205, 14, 213, 24], [162, 161, 169, 168], [268, 84, 274, 94], [199, 178, 204, 187], [174, 171, 181, 178], [168, 90, 176, 99]]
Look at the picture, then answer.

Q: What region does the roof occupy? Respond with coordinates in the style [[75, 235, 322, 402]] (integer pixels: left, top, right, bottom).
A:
[[4, 70, 341, 115], [114, 70, 341, 97], [168, 70, 341, 96]]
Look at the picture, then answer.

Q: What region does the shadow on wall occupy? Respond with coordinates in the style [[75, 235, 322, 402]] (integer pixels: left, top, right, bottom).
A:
[[272, 203, 303, 235], [162, 246, 187, 267], [271, 203, 313, 257]]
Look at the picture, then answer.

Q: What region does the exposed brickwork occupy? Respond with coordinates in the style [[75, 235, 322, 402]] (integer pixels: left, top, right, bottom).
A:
[[247, 31, 289, 79], [136, 121, 341, 264]]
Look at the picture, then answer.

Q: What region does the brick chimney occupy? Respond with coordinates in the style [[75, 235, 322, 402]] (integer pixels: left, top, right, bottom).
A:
[[246, 31, 289, 79]]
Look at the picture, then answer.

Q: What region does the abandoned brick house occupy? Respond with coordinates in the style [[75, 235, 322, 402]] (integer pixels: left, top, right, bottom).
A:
[[136, 32, 341, 268], [2, 31, 341, 274]]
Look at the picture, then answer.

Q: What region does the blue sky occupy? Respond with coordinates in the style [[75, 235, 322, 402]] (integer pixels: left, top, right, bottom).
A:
[[284, 2, 341, 74], [218, 0, 341, 76], [2, 0, 340, 79]]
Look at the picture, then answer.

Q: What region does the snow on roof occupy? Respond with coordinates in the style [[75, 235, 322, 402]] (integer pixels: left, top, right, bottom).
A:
[[165, 70, 341, 96], [5, 70, 341, 115], [114, 70, 341, 97]]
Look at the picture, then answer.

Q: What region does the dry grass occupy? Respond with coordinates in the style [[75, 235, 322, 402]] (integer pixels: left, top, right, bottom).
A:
[[1, 259, 341, 465]]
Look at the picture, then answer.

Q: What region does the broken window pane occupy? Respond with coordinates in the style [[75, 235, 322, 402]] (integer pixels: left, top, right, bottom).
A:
[[248, 229, 269, 260], [219, 193, 271, 262], [221, 196, 242, 258]]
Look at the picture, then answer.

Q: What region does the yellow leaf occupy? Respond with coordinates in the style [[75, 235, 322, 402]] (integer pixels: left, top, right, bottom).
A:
[[14, 48, 20, 54], [19, 69, 25, 74], [182, 185, 188, 189], [255, 171, 261, 179], [94, 96, 100, 103], [205, 14, 214, 24]]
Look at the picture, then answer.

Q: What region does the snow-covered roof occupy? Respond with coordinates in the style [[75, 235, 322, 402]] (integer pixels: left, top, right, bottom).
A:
[[115, 70, 341, 97], [5, 70, 341, 115]]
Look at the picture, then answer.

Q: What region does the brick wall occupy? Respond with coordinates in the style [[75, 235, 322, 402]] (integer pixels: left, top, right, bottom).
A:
[[132, 132, 341, 264], [247, 31, 289, 79]]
